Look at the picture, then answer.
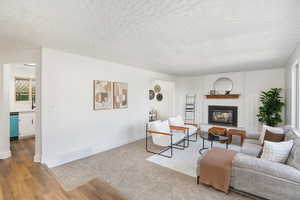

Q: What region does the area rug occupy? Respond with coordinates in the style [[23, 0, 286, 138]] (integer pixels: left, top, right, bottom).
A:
[[146, 135, 241, 177], [51, 137, 251, 200]]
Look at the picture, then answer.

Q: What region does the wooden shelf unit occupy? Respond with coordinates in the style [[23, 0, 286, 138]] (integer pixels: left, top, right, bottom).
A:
[[205, 94, 240, 99]]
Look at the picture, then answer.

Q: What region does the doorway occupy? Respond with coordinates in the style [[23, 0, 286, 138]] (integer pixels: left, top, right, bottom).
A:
[[2, 63, 41, 162]]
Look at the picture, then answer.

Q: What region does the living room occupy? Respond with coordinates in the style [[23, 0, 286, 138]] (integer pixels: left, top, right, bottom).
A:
[[0, 1, 300, 200]]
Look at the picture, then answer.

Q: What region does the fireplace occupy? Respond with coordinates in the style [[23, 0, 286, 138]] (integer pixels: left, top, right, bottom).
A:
[[208, 105, 238, 127]]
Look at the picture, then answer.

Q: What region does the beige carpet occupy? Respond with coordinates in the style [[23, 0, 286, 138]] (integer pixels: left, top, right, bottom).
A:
[[51, 138, 252, 200]]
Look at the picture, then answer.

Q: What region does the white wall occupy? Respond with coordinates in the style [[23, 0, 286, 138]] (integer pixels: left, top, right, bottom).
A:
[[175, 77, 204, 124], [175, 68, 285, 132], [41, 48, 173, 167], [149, 80, 175, 120], [9, 64, 36, 112], [285, 44, 300, 125]]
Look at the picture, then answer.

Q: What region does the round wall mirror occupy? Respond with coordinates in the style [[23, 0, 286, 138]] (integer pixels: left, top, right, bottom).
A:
[[213, 77, 233, 94]]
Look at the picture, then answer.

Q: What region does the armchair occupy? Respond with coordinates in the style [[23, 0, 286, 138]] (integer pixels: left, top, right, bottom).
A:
[[169, 115, 199, 147], [146, 120, 186, 158]]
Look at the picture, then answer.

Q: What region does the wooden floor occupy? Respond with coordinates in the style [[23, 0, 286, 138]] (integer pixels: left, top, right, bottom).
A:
[[0, 138, 127, 200]]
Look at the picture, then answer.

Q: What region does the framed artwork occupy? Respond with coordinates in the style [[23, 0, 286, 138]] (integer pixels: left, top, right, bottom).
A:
[[113, 82, 128, 109], [93, 80, 113, 110]]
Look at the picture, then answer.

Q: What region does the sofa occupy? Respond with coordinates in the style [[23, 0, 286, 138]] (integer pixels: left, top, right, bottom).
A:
[[197, 127, 300, 200]]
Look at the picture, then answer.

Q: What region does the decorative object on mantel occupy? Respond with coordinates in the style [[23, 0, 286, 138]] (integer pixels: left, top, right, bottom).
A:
[[205, 94, 240, 99], [213, 77, 233, 94], [156, 93, 163, 101], [149, 90, 155, 100], [93, 80, 113, 110], [257, 88, 284, 126], [154, 84, 161, 93]]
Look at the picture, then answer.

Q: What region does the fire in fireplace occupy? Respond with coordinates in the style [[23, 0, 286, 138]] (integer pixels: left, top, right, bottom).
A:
[[208, 105, 238, 127]]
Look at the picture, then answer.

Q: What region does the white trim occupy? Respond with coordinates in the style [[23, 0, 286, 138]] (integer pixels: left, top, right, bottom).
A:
[[0, 151, 11, 159], [19, 135, 35, 140], [291, 60, 299, 128], [34, 154, 41, 162]]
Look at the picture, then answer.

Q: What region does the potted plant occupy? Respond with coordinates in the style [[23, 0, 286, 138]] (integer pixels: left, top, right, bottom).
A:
[[257, 88, 285, 127]]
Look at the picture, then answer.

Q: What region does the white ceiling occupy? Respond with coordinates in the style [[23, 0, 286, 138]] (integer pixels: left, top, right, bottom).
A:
[[1, 0, 300, 75]]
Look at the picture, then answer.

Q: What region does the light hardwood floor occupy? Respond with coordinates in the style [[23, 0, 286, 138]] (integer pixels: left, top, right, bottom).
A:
[[0, 138, 126, 200]]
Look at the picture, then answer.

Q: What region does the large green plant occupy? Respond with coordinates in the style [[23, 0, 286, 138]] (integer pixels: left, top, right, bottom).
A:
[[257, 88, 285, 126]]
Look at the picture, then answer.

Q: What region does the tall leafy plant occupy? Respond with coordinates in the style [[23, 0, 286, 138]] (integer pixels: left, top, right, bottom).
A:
[[257, 88, 284, 127]]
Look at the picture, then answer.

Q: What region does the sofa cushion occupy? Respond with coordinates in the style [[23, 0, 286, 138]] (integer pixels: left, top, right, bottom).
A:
[[233, 153, 300, 184], [244, 138, 261, 145], [241, 141, 262, 157], [245, 132, 260, 140], [259, 125, 284, 145], [284, 128, 299, 141], [261, 140, 293, 163], [287, 138, 300, 170]]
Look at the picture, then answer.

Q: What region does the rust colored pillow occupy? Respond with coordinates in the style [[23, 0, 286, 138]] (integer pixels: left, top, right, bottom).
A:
[[264, 130, 285, 143]]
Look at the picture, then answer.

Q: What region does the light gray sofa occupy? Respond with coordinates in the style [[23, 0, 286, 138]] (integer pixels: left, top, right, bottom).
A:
[[197, 127, 300, 200]]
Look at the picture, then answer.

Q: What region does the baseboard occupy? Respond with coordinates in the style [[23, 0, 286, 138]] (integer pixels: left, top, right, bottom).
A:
[[45, 146, 94, 168], [0, 151, 11, 159], [44, 136, 144, 168], [19, 135, 35, 140]]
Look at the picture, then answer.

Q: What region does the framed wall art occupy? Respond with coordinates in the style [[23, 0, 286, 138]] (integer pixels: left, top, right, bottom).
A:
[[113, 82, 128, 109], [93, 80, 113, 110]]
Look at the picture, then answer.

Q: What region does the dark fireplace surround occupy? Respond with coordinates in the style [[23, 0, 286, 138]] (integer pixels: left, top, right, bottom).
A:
[[208, 105, 238, 127]]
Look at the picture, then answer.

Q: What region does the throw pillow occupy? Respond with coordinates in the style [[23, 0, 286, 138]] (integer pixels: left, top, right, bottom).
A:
[[257, 130, 285, 158], [261, 140, 294, 163], [259, 125, 284, 145], [264, 130, 285, 143], [287, 138, 300, 170]]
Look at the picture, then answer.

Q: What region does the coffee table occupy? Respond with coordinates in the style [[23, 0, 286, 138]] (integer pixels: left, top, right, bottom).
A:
[[199, 131, 229, 154]]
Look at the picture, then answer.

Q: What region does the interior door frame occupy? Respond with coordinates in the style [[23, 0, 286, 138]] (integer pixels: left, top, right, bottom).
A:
[[1, 63, 42, 162]]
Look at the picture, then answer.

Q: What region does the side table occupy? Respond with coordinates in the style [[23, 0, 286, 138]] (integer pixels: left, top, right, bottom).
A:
[[227, 129, 246, 146]]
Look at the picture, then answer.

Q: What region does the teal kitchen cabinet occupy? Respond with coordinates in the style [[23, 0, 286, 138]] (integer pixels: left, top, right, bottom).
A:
[[10, 112, 19, 140]]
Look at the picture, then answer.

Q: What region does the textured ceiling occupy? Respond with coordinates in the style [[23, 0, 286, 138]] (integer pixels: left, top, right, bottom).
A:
[[1, 0, 300, 75]]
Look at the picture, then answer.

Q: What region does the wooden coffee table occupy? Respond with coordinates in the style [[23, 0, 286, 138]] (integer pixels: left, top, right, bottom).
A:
[[227, 129, 246, 146]]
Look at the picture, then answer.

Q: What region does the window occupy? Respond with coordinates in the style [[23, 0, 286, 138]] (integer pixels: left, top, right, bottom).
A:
[[31, 79, 36, 101], [15, 77, 35, 102], [291, 60, 300, 129]]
